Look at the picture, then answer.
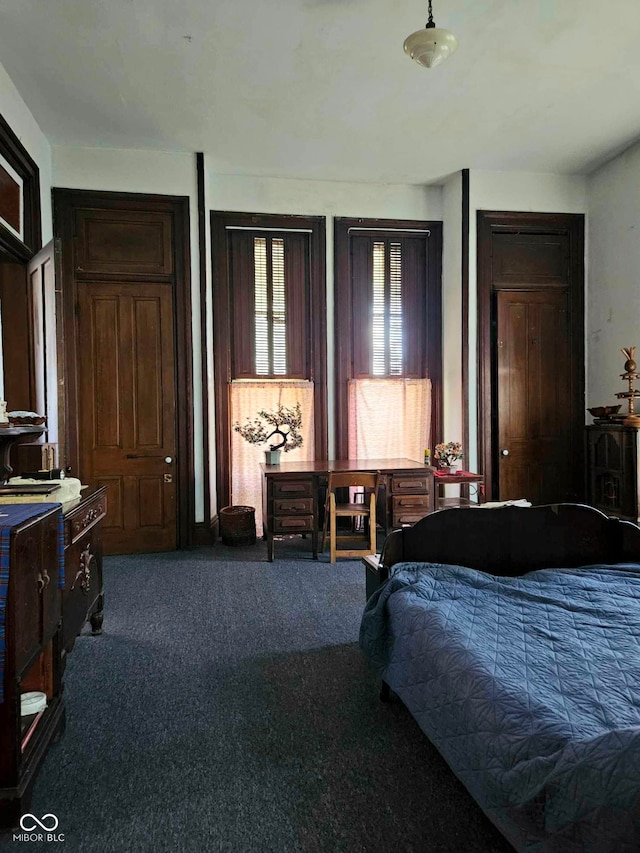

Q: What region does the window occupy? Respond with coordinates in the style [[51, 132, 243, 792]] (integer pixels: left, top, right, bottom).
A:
[[229, 229, 309, 381], [211, 211, 327, 515], [334, 218, 442, 461]]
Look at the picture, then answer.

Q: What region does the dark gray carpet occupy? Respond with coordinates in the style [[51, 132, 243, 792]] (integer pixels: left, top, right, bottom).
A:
[[3, 537, 513, 852]]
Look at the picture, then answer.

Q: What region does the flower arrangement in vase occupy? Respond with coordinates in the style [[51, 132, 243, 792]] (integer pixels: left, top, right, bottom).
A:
[[433, 441, 463, 473], [234, 403, 303, 464]]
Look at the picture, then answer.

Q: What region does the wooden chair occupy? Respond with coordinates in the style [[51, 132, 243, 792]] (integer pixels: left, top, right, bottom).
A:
[[321, 471, 380, 563]]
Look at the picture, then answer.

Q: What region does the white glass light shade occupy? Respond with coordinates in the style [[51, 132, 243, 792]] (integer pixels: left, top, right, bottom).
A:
[[403, 26, 458, 68]]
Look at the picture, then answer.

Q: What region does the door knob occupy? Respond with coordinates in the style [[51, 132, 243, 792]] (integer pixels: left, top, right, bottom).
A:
[[501, 449, 509, 457], [165, 456, 173, 464]]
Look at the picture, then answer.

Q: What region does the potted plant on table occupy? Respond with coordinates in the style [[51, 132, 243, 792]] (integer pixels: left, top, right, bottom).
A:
[[433, 441, 463, 473], [234, 403, 303, 464]]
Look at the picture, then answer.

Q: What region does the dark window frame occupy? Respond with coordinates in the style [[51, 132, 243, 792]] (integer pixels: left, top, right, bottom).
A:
[[211, 211, 327, 512], [334, 217, 442, 460]]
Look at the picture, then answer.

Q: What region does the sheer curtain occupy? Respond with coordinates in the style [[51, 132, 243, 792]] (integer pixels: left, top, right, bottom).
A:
[[348, 378, 431, 462], [230, 380, 315, 532]]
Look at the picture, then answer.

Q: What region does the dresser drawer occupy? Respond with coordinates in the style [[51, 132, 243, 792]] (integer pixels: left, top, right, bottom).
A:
[[272, 479, 313, 498], [392, 494, 431, 511], [274, 497, 313, 515], [273, 515, 314, 533], [64, 490, 107, 546], [390, 474, 431, 494]]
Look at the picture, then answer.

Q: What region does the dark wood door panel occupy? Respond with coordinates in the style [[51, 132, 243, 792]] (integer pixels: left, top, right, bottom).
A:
[[492, 233, 568, 287], [74, 209, 173, 277], [13, 528, 41, 670], [497, 289, 573, 503], [78, 282, 176, 554]]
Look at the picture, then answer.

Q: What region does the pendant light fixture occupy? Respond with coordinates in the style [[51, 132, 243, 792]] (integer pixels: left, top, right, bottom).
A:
[[404, 0, 458, 69]]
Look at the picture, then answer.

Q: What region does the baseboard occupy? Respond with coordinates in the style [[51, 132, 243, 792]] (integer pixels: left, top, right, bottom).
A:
[[191, 514, 219, 547]]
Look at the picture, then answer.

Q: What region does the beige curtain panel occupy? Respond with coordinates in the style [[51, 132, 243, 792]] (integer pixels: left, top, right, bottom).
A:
[[348, 377, 431, 463], [230, 380, 315, 532]]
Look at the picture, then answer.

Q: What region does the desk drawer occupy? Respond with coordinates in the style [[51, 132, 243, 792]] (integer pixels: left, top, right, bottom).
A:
[[392, 494, 431, 511], [272, 479, 312, 498], [274, 498, 313, 515], [273, 515, 314, 533], [393, 510, 429, 527], [390, 475, 431, 494]]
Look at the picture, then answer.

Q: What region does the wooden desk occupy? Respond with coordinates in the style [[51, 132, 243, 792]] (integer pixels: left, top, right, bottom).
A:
[[261, 458, 434, 561]]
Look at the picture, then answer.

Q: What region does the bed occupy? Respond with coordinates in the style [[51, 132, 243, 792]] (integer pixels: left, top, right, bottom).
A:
[[359, 503, 640, 853]]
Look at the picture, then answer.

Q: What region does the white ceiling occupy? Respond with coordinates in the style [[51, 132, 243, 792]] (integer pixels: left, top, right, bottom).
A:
[[1, 0, 639, 184]]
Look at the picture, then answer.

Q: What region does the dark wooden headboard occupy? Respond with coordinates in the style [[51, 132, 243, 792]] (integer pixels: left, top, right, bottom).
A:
[[379, 504, 640, 582]]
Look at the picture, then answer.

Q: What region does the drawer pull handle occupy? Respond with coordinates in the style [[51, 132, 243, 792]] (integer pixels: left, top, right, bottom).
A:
[[36, 569, 50, 593], [397, 481, 424, 490]]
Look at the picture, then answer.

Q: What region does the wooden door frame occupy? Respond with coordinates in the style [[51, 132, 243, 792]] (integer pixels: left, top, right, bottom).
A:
[[53, 188, 196, 548], [333, 217, 443, 460], [210, 210, 327, 512], [477, 211, 585, 499]]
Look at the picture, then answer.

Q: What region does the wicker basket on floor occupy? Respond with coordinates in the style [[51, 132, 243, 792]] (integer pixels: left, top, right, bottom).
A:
[[220, 505, 257, 546]]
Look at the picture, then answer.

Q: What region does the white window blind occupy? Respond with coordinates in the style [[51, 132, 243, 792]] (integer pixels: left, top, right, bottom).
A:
[[254, 236, 287, 376], [372, 241, 403, 376]]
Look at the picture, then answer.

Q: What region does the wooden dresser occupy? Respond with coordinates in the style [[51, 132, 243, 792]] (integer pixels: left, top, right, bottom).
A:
[[0, 505, 65, 828], [0, 487, 107, 827]]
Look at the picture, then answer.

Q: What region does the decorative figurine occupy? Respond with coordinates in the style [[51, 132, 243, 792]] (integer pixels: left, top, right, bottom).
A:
[[617, 347, 640, 426], [0, 400, 9, 427]]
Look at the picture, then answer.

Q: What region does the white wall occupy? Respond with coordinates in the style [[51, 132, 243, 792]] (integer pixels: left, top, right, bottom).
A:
[[587, 141, 640, 412], [467, 170, 588, 473], [0, 60, 53, 243], [208, 170, 443, 457], [53, 145, 205, 521]]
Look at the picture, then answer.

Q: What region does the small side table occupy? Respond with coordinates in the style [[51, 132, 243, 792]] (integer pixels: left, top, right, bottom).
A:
[[434, 470, 484, 510], [363, 553, 385, 601]]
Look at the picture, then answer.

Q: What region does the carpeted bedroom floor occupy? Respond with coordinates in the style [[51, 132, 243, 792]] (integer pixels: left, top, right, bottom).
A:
[[1, 537, 514, 853]]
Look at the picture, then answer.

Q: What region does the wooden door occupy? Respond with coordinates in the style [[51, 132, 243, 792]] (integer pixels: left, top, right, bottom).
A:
[[497, 289, 573, 503], [55, 191, 193, 556], [77, 282, 176, 553], [478, 213, 584, 505]]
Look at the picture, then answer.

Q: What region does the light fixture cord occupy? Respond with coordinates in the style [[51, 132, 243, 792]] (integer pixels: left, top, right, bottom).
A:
[[426, 0, 435, 29]]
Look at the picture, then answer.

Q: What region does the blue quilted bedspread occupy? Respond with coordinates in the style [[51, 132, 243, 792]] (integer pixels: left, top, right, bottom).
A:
[[359, 562, 640, 852]]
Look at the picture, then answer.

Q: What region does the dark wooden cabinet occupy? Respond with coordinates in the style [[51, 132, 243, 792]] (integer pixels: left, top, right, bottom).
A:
[[0, 489, 107, 827], [0, 506, 65, 829], [586, 424, 640, 522]]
